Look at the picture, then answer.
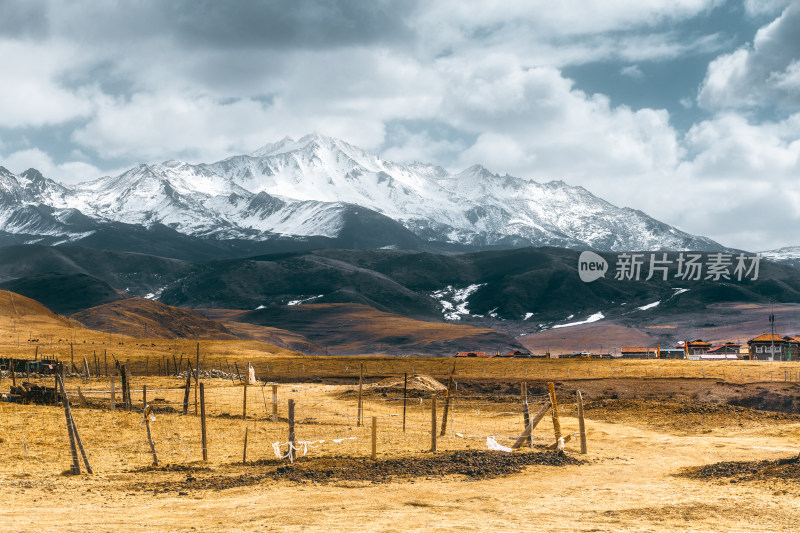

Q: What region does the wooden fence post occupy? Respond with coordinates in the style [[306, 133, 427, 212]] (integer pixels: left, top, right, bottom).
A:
[[200, 382, 207, 461], [371, 416, 377, 460], [402, 373, 407, 433], [143, 385, 158, 465], [547, 382, 562, 443], [430, 395, 437, 452], [288, 398, 296, 462], [242, 370, 248, 420], [522, 383, 532, 448], [182, 374, 191, 415], [577, 390, 587, 454], [110, 379, 115, 411], [242, 427, 249, 465], [104, 349, 108, 377], [58, 373, 81, 474], [440, 363, 455, 437], [357, 363, 364, 427], [194, 346, 200, 415], [58, 374, 92, 474], [511, 401, 552, 449], [272, 384, 278, 422]]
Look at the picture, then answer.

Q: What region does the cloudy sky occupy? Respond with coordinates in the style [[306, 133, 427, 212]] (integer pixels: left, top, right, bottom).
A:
[[1, 0, 799, 251]]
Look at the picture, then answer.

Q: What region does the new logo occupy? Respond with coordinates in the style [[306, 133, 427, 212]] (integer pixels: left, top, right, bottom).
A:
[[578, 251, 608, 282]]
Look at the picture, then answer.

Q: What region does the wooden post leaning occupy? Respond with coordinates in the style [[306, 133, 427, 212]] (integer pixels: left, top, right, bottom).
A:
[[576, 390, 587, 454], [511, 400, 552, 449], [58, 373, 92, 474], [58, 371, 81, 474], [522, 383, 532, 448], [143, 385, 158, 466], [547, 382, 562, 447]]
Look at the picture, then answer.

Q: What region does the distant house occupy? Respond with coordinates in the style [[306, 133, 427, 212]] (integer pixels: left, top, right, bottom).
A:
[[747, 334, 800, 361], [659, 348, 686, 360], [707, 343, 742, 358], [454, 351, 493, 358], [685, 340, 712, 356], [621, 347, 657, 359], [503, 350, 533, 358]]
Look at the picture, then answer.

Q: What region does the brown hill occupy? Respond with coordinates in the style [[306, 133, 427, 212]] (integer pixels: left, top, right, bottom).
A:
[[232, 303, 525, 356], [72, 298, 238, 340], [199, 309, 325, 354], [0, 289, 74, 329]]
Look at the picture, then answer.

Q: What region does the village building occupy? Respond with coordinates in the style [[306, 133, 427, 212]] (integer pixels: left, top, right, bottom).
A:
[[454, 351, 492, 358], [658, 348, 686, 359], [747, 334, 800, 361], [620, 347, 658, 359], [685, 340, 712, 356]]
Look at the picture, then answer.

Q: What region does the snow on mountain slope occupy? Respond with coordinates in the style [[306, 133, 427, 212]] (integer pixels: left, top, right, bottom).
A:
[[760, 246, 800, 268], [0, 134, 726, 251]]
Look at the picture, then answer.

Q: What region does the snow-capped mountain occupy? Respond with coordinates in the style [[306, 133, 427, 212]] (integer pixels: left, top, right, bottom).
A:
[[0, 133, 725, 252], [761, 246, 800, 268]]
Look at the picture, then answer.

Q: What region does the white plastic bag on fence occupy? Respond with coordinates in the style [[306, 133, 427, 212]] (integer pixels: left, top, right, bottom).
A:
[[486, 436, 512, 452]]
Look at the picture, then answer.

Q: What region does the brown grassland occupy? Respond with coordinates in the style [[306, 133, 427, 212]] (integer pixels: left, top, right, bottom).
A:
[[3, 290, 800, 532]]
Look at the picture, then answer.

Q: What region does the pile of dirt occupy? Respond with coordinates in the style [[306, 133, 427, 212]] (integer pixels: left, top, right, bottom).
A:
[[679, 456, 800, 484], [140, 450, 583, 492], [365, 374, 447, 396]]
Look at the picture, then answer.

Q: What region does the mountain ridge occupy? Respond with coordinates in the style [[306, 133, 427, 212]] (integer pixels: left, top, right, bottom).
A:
[[0, 133, 726, 256]]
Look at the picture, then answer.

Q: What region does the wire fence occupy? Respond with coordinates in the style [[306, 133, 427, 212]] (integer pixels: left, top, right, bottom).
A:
[[0, 374, 578, 477], [4, 355, 800, 477]]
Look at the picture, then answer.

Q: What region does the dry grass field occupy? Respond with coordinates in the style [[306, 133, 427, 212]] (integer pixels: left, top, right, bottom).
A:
[[4, 290, 800, 531]]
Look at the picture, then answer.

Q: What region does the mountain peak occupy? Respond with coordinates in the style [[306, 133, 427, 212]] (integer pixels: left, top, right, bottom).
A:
[[251, 133, 367, 161], [251, 136, 295, 157], [21, 168, 45, 182]]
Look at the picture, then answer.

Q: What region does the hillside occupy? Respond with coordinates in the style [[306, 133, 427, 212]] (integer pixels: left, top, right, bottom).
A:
[[235, 303, 524, 356], [0, 273, 126, 315], [0, 289, 73, 329], [71, 298, 238, 340]]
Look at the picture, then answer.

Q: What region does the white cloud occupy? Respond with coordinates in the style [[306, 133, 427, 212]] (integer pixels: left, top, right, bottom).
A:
[[698, 3, 800, 111], [0, 148, 106, 184], [620, 65, 645, 79], [743, 0, 792, 17], [0, 41, 93, 128]]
